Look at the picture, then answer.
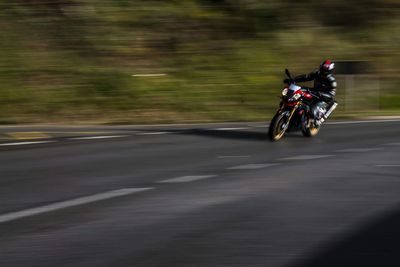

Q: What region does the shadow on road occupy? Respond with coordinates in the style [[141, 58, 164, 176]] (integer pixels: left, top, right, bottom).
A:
[[176, 128, 308, 142], [289, 205, 400, 267]]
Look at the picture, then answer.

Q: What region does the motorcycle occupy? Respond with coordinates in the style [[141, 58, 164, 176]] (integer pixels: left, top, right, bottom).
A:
[[268, 69, 337, 141]]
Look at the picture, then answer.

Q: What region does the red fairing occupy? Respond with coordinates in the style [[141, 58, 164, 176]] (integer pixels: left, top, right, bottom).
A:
[[304, 93, 313, 99], [297, 89, 313, 99]]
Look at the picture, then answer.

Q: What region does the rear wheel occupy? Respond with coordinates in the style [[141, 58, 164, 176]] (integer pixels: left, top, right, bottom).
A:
[[268, 112, 289, 141], [302, 116, 320, 137]]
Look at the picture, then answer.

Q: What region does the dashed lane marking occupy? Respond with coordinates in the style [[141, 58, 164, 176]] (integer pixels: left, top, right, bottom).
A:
[[0, 187, 154, 223], [158, 175, 218, 183], [250, 119, 400, 128], [335, 148, 381, 153], [326, 119, 400, 125], [46, 131, 127, 135], [382, 143, 400, 146], [218, 155, 251, 159], [227, 163, 278, 170], [136, 132, 169, 135], [250, 125, 269, 128], [376, 164, 400, 167], [0, 141, 55, 146], [214, 127, 250, 131], [69, 135, 129, 140], [279, 155, 333, 161]]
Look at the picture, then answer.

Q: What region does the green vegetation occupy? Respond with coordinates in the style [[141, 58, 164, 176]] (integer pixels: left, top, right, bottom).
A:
[[0, 0, 399, 124]]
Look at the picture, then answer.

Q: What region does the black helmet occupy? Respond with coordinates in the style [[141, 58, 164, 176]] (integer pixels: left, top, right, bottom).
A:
[[320, 59, 335, 75]]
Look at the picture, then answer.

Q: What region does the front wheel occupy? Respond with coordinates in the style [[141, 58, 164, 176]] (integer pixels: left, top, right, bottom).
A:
[[268, 112, 289, 141], [302, 116, 320, 137]]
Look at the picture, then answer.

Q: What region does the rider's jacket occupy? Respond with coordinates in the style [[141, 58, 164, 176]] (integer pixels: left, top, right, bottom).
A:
[[294, 70, 337, 100]]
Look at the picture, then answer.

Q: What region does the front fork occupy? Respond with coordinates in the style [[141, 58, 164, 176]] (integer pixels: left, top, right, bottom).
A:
[[281, 104, 299, 130]]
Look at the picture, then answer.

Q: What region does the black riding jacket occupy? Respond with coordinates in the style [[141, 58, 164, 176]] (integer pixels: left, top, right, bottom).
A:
[[294, 70, 337, 99]]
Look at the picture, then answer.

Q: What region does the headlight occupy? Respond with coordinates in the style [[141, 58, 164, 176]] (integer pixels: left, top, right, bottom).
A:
[[281, 88, 288, 96]]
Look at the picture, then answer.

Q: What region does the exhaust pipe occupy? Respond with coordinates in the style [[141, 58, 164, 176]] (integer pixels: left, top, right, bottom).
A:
[[319, 102, 338, 123], [324, 102, 338, 119]]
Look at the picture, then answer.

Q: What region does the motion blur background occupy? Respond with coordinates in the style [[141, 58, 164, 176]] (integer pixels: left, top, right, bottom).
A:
[[0, 0, 399, 124]]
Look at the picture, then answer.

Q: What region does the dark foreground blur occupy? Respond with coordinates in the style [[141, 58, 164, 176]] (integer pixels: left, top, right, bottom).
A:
[[0, 1, 399, 124]]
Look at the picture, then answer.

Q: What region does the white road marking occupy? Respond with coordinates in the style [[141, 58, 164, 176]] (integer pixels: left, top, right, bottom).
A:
[[0, 188, 153, 224], [69, 135, 129, 140], [218, 155, 251, 159], [279, 155, 332, 161], [136, 132, 169, 135], [252, 119, 400, 128], [132, 74, 167, 77], [326, 119, 400, 125], [243, 119, 400, 129], [382, 143, 400, 146], [227, 163, 278, 170], [0, 141, 55, 146], [335, 148, 381, 153], [214, 127, 250, 131], [158, 175, 218, 183], [376, 164, 400, 167]]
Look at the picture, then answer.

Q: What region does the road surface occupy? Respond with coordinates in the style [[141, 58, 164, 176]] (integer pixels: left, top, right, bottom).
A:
[[0, 120, 399, 266]]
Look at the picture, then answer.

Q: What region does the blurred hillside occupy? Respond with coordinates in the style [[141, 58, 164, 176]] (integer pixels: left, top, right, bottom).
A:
[[0, 0, 399, 124]]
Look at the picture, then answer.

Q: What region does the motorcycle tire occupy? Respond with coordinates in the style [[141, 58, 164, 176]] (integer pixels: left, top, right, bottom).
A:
[[302, 116, 320, 137], [268, 112, 289, 141]]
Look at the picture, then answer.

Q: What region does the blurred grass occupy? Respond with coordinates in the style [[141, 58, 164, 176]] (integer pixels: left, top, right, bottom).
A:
[[0, 0, 399, 124]]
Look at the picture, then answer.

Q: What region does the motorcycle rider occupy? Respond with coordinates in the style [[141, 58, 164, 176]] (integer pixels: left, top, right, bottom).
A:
[[285, 59, 338, 125]]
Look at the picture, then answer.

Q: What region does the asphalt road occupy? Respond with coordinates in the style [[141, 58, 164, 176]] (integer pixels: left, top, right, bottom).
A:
[[0, 120, 399, 267]]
